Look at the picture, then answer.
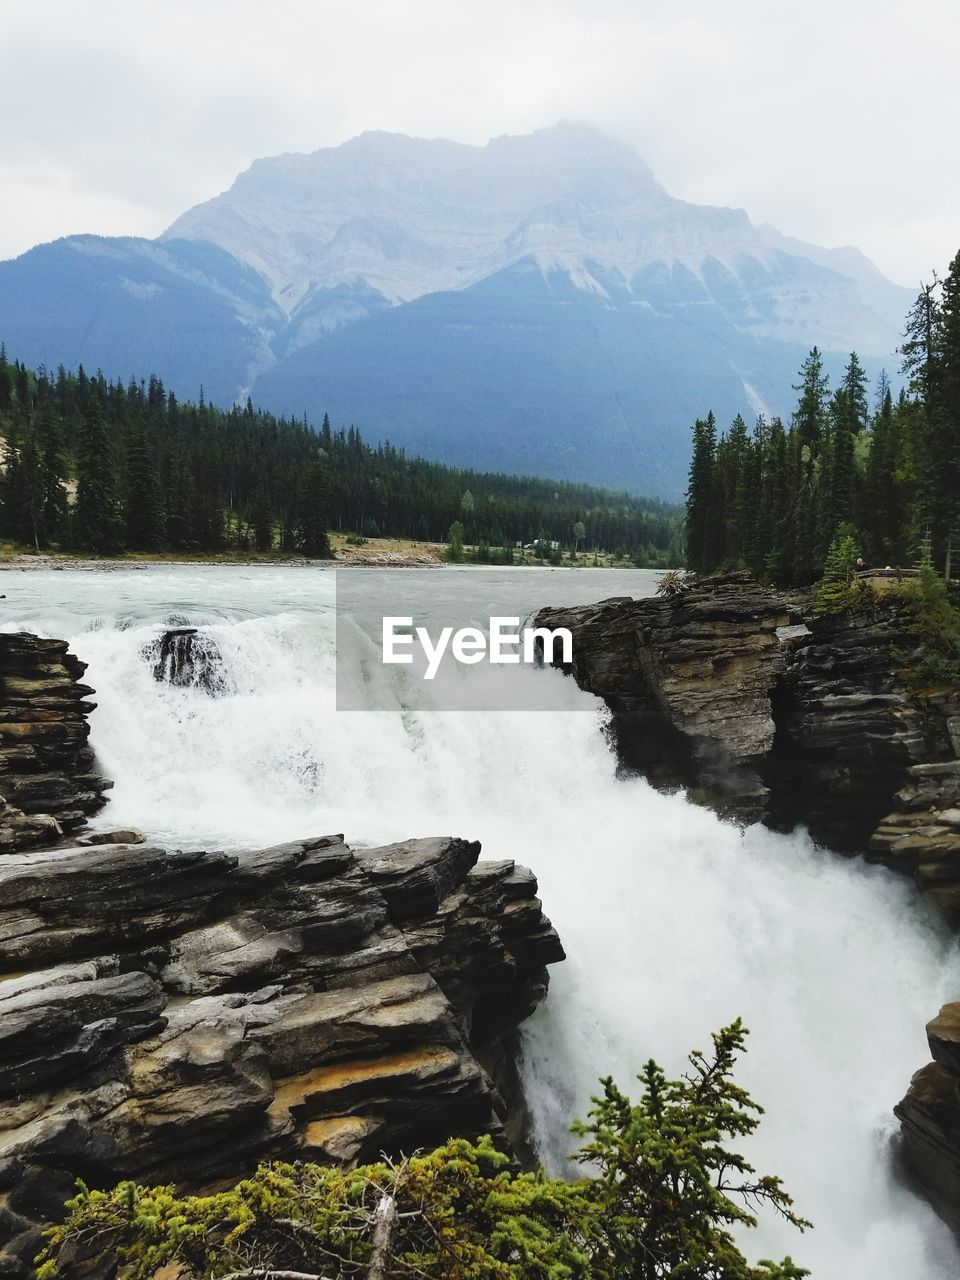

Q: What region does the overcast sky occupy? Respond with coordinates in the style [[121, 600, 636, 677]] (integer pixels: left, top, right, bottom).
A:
[[1, 0, 956, 286]]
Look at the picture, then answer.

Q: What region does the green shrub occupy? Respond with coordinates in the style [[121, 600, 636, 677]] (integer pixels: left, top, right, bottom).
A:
[[811, 531, 862, 615], [37, 1024, 808, 1280]]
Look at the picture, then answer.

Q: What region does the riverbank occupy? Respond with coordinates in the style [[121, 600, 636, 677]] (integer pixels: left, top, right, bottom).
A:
[[0, 535, 441, 570], [0, 532, 672, 571]]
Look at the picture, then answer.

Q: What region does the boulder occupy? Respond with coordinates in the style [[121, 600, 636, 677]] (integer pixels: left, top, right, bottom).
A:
[[144, 628, 229, 693]]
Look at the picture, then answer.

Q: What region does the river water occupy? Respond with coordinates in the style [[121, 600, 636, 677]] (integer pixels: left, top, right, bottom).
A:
[[2, 564, 959, 1278]]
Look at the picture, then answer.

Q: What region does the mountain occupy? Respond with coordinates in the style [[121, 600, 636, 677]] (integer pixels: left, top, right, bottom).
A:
[[0, 123, 911, 495]]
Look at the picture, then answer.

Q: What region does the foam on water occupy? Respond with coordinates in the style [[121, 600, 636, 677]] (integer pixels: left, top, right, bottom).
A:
[[3, 566, 959, 1278]]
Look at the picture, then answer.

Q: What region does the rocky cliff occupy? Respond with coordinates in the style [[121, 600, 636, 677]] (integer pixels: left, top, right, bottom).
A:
[[897, 1005, 960, 1233], [538, 571, 960, 1234], [536, 572, 959, 862], [0, 633, 110, 851], [0, 635, 565, 1277]]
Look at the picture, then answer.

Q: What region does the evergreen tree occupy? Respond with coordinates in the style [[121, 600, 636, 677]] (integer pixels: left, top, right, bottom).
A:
[[73, 399, 125, 554], [812, 528, 862, 614], [38, 400, 68, 540], [446, 519, 465, 563], [936, 251, 960, 579], [840, 350, 870, 432], [251, 484, 274, 552], [792, 347, 829, 451], [38, 1024, 809, 1280], [123, 417, 165, 550], [686, 413, 718, 574], [822, 388, 857, 541], [296, 459, 332, 557]]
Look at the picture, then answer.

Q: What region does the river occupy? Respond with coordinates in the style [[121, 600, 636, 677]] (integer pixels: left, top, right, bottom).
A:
[[2, 564, 958, 1278]]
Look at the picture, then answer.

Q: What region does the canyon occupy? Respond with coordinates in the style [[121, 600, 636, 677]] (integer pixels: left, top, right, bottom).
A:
[[535, 572, 960, 1231], [2, 564, 959, 1278]]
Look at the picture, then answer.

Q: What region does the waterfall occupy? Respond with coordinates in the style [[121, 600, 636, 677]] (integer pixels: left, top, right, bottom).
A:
[[3, 565, 959, 1279]]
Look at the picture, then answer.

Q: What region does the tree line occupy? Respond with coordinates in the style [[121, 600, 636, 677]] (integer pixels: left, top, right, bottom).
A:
[[0, 355, 682, 561], [685, 249, 960, 585]]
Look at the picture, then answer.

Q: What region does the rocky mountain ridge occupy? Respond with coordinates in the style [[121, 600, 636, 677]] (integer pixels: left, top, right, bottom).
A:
[[164, 122, 906, 353], [0, 124, 910, 494]]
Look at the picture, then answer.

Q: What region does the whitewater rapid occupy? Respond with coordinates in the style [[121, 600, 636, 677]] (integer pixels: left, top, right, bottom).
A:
[[3, 565, 959, 1278]]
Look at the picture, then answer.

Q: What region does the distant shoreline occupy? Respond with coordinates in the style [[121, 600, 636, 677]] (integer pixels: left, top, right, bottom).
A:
[[0, 553, 435, 572]]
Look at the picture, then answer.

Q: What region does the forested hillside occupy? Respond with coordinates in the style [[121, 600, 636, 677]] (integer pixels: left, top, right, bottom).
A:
[[0, 353, 682, 561], [686, 250, 960, 585]]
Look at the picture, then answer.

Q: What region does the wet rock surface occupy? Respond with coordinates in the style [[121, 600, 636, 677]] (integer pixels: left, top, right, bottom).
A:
[[145, 627, 230, 693], [0, 634, 110, 852], [536, 573, 795, 820], [897, 1004, 960, 1235], [536, 571, 957, 857], [0, 832, 564, 1277]]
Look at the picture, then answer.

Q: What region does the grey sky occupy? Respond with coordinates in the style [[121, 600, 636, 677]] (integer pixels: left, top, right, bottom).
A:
[[1, 0, 957, 287]]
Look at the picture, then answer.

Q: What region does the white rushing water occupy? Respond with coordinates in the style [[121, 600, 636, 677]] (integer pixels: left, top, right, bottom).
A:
[[3, 565, 960, 1278]]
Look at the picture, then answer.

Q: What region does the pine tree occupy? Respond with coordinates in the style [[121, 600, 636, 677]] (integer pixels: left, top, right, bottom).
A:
[[812, 528, 862, 614], [123, 417, 165, 550], [936, 251, 960, 579], [840, 350, 870, 433], [296, 460, 332, 557], [759, 417, 789, 582], [73, 399, 125, 554], [251, 484, 274, 552], [716, 413, 750, 565], [686, 413, 718, 574], [446, 520, 465, 563], [38, 400, 68, 540], [792, 347, 829, 452], [822, 388, 857, 541]]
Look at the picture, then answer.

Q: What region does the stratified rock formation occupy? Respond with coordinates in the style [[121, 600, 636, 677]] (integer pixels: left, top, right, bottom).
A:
[[896, 1004, 960, 1233], [0, 634, 110, 851], [536, 572, 958, 858], [0, 631, 564, 1273], [0, 833, 564, 1277], [536, 574, 794, 820]]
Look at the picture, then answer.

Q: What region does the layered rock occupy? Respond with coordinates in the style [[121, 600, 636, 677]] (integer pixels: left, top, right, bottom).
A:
[[896, 1004, 960, 1233], [0, 634, 110, 851], [536, 572, 957, 855], [536, 573, 794, 820], [0, 832, 564, 1277], [769, 608, 938, 851]]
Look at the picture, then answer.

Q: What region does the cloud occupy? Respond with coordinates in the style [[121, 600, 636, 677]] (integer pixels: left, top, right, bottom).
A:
[[0, 0, 956, 285]]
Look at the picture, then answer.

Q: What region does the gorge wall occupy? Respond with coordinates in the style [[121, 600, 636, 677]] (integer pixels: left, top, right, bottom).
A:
[[536, 571, 960, 1232], [536, 572, 960, 875], [0, 632, 564, 1279]]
